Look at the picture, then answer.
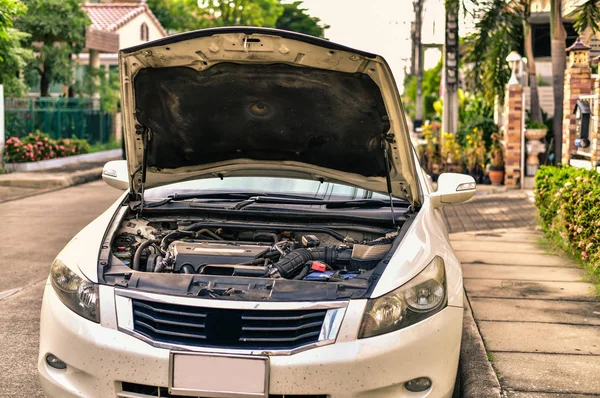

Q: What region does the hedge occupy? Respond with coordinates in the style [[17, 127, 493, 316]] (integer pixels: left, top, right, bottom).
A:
[[535, 166, 600, 281], [4, 132, 90, 163]]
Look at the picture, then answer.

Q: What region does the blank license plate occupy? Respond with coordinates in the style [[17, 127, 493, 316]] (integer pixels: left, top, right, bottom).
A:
[[169, 352, 269, 397]]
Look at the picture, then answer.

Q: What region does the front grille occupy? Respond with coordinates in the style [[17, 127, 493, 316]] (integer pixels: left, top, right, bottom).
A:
[[131, 298, 328, 350], [119, 382, 327, 398]]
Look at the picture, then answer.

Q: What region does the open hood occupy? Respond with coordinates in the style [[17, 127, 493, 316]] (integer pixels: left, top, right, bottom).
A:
[[119, 27, 421, 205]]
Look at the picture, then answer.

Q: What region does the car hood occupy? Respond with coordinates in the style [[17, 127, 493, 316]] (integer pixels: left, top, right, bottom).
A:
[[119, 27, 421, 205]]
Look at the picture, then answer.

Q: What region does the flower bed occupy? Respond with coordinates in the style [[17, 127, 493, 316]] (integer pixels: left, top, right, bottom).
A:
[[535, 166, 600, 283], [4, 132, 90, 163]]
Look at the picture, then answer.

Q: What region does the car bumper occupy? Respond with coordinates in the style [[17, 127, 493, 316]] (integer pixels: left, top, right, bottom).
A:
[[39, 283, 462, 398]]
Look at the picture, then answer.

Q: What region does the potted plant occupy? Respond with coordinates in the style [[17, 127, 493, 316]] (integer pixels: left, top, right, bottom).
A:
[[488, 132, 504, 185], [441, 132, 464, 173], [463, 127, 487, 182], [524, 120, 548, 140]]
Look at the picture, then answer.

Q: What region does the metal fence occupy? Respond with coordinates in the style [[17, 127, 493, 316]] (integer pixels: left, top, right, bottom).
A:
[[4, 98, 113, 144]]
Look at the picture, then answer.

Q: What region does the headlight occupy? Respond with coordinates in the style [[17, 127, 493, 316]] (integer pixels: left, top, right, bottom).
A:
[[358, 256, 446, 338], [50, 258, 100, 323]]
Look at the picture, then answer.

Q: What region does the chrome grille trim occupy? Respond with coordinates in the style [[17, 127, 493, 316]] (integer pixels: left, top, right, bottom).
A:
[[115, 289, 347, 356]]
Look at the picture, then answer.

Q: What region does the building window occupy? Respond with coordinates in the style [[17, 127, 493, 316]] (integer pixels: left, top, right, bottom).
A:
[[140, 22, 149, 41]]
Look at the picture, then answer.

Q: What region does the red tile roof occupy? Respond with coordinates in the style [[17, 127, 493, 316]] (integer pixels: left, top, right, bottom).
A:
[[82, 2, 167, 37]]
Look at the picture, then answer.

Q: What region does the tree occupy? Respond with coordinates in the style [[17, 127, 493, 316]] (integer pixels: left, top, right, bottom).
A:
[[148, 0, 285, 32], [519, 0, 543, 123], [573, 0, 600, 34], [15, 0, 89, 97], [200, 0, 283, 27], [75, 67, 120, 113], [275, 1, 329, 38], [550, 0, 566, 161], [403, 60, 443, 121], [462, 0, 523, 105], [0, 0, 31, 96], [146, 0, 210, 32], [463, 0, 544, 124]]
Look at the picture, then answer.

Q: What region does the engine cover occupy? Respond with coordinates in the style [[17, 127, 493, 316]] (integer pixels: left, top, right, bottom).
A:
[[169, 241, 271, 273]]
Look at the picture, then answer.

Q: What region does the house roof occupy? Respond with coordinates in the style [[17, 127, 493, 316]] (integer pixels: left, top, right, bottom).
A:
[[82, 2, 167, 37]]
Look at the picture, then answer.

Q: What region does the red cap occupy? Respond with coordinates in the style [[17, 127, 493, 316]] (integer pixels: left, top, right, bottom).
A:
[[311, 261, 327, 272]]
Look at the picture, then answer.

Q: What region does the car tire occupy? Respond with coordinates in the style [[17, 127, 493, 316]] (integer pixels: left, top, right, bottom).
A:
[[452, 368, 461, 398]]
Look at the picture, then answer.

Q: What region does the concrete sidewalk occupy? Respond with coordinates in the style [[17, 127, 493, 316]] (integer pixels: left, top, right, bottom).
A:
[[451, 203, 600, 395], [444, 188, 536, 233]]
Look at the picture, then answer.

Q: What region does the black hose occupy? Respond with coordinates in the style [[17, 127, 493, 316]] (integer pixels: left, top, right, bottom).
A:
[[182, 222, 347, 241], [133, 240, 159, 271], [180, 264, 195, 274], [196, 228, 223, 240], [253, 232, 279, 243], [293, 265, 310, 280], [160, 231, 195, 250]]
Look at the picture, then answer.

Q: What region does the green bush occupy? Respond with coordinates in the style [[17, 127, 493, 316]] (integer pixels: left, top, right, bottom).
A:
[[535, 166, 600, 281], [4, 131, 90, 163]]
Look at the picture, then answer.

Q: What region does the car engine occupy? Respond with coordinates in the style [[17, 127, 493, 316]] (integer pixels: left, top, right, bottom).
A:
[[111, 218, 396, 282]]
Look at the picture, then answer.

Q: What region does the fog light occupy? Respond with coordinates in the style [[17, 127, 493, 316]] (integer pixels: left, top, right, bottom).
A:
[[405, 377, 432, 392], [46, 354, 67, 370]]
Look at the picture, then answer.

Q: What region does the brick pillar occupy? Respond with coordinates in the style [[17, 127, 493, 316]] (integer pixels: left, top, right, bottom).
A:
[[503, 84, 523, 188], [562, 38, 592, 165]]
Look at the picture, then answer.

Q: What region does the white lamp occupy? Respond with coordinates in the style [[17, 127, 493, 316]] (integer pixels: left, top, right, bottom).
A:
[[506, 51, 522, 86]]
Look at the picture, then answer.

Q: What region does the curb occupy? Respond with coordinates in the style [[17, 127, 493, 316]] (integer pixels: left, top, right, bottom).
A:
[[0, 167, 103, 189], [3, 149, 121, 172], [460, 292, 502, 398], [0, 168, 103, 204]]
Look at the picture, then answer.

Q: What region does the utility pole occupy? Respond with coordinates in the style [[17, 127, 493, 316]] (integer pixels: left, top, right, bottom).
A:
[[442, 0, 459, 137], [410, 21, 417, 76], [413, 0, 424, 130]]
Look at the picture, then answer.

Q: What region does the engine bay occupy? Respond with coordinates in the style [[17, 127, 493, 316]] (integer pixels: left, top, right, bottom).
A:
[[110, 217, 397, 283]]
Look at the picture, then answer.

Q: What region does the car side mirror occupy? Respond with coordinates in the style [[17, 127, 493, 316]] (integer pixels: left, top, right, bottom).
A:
[[102, 160, 129, 190], [429, 173, 476, 208]]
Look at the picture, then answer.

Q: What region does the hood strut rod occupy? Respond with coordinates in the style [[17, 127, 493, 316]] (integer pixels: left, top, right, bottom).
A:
[[138, 127, 150, 214], [382, 144, 396, 226]]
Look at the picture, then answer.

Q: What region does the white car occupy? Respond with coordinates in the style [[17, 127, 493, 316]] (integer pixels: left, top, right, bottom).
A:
[[38, 28, 475, 398]]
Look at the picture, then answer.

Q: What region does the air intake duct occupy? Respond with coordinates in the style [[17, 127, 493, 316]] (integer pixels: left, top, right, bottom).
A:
[[273, 247, 351, 279]]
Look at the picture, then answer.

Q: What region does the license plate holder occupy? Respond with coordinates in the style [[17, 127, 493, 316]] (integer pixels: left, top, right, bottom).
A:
[[168, 351, 269, 398]]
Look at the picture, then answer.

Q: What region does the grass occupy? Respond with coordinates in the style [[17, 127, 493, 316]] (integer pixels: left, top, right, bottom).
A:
[[487, 353, 495, 362], [89, 140, 121, 153], [537, 230, 600, 295]]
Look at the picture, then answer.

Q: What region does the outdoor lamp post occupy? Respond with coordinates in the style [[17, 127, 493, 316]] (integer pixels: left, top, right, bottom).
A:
[[506, 51, 522, 86]]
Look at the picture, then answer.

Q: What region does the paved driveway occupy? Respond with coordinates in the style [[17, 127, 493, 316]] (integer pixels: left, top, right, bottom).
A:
[[0, 181, 121, 397]]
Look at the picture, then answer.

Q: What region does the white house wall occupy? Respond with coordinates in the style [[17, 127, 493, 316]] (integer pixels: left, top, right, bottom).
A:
[[116, 12, 166, 50]]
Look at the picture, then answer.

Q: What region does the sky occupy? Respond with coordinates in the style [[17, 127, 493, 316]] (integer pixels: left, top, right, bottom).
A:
[[300, 0, 447, 91]]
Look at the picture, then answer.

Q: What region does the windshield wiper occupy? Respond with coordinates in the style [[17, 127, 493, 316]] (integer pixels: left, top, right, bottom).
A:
[[138, 192, 407, 212], [231, 196, 409, 210], [140, 192, 323, 209]]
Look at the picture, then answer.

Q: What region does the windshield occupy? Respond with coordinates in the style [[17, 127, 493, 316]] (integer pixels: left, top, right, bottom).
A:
[[144, 177, 389, 201]]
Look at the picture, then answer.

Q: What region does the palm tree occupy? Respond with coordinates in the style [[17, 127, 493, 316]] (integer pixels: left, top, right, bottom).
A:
[[550, 0, 566, 161], [463, 0, 543, 123], [463, 0, 521, 105], [521, 1, 543, 123]]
